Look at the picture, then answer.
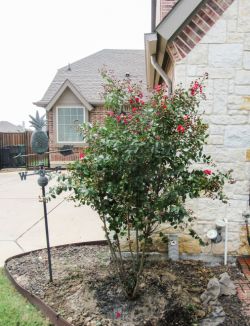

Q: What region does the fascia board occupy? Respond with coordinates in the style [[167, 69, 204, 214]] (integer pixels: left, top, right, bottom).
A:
[[144, 33, 158, 90], [156, 0, 204, 41]]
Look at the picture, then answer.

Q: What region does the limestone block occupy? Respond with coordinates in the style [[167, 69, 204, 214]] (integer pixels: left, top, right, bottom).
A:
[[186, 65, 197, 77], [235, 85, 250, 95], [213, 95, 228, 115], [243, 52, 250, 69], [209, 125, 225, 135], [228, 95, 243, 105], [199, 100, 213, 115], [224, 125, 250, 148], [227, 33, 245, 43], [238, 0, 250, 32], [236, 70, 250, 85], [201, 20, 227, 44], [174, 64, 187, 84], [240, 96, 250, 110], [238, 227, 250, 255], [218, 162, 248, 180], [208, 44, 243, 68], [231, 180, 250, 195], [244, 33, 250, 50], [208, 148, 246, 163], [246, 149, 250, 161], [178, 234, 201, 254], [197, 67, 235, 80], [214, 79, 228, 95], [195, 198, 227, 222], [187, 44, 208, 65], [207, 135, 224, 145], [228, 80, 235, 94], [227, 19, 237, 33], [209, 115, 248, 125]]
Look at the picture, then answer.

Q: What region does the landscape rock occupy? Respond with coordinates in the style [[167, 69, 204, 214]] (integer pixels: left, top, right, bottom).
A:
[[219, 272, 236, 296], [200, 277, 221, 305]]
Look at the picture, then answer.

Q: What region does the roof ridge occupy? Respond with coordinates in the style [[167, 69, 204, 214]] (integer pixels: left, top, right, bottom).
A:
[[59, 49, 145, 71]]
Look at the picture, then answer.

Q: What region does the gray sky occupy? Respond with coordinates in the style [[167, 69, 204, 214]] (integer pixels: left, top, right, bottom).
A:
[[0, 0, 151, 127]]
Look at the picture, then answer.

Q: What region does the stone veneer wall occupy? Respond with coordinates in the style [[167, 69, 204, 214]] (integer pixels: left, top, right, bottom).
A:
[[171, 0, 250, 256]]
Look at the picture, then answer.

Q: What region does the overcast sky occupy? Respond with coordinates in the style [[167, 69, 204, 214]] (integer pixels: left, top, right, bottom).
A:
[[0, 0, 151, 127]]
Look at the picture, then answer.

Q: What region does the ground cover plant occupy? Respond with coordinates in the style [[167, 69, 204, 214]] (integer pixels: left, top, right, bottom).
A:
[[0, 268, 50, 326], [50, 71, 232, 300]]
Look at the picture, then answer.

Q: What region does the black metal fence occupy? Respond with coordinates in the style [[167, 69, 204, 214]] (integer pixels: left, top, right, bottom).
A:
[[0, 132, 50, 169]]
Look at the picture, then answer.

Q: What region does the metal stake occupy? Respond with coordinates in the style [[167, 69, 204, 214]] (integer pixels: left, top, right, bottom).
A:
[[41, 184, 53, 282]]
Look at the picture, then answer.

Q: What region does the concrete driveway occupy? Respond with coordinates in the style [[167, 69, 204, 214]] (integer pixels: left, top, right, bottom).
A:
[[0, 171, 105, 266]]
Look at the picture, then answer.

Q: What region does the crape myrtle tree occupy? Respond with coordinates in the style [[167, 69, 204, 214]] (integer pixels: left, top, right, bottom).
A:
[[49, 70, 231, 299]]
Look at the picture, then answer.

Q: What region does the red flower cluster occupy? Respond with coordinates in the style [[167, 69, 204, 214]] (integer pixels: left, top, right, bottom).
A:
[[177, 125, 185, 133], [107, 111, 115, 117], [154, 84, 162, 92], [191, 81, 203, 96], [79, 152, 85, 160], [203, 169, 212, 175]]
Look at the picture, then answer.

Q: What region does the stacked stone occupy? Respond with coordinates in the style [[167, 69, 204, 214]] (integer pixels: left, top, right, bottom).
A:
[[174, 0, 250, 256]]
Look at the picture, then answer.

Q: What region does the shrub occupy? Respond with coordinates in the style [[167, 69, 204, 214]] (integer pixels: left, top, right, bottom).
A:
[[49, 71, 231, 298]]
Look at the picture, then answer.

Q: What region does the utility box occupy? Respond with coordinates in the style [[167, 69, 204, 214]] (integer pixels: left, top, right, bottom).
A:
[[168, 234, 179, 261]]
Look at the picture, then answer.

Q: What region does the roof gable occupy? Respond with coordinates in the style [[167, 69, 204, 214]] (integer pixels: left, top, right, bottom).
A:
[[44, 79, 94, 112]]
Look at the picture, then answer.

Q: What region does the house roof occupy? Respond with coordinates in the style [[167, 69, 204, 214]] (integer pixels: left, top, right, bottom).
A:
[[35, 49, 147, 109], [145, 0, 235, 87], [0, 121, 25, 132]]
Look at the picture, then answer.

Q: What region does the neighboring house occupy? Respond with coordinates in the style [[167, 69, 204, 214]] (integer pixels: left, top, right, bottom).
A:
[[0, 121, 25, 132], [34, 50, 146, 167], [145, 0, 250, 258]]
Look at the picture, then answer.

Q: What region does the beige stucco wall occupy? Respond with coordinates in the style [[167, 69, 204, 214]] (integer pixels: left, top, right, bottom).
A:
[[170, 0, 250, 256]]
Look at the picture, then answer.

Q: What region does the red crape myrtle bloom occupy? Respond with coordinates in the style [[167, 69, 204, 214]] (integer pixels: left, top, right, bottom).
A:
[[107, 111, 115, 117], [204, 169, 212, 175], [79, 153, 85, 160], [177, 125, 185, 133]]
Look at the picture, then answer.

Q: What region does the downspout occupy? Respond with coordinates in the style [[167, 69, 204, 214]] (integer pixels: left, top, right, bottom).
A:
[[150, 54, 172, 95], [151, 0, 156, 32]]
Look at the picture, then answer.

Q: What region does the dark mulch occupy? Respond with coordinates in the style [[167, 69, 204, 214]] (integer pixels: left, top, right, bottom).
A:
[[6, 245, 250, 326]]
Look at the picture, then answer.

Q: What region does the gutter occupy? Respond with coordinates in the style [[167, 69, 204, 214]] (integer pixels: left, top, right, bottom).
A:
[[150, 55, 172, 95]]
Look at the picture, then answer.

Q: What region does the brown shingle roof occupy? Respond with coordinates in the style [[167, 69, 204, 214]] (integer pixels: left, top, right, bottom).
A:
[[36, 49, 147, 107]]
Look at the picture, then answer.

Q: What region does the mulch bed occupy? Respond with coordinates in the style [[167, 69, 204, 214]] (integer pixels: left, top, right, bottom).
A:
[[6, 244, 250, 326]]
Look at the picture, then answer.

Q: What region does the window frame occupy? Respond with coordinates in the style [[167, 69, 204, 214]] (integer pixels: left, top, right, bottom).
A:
[[56, 106, 86, 144]]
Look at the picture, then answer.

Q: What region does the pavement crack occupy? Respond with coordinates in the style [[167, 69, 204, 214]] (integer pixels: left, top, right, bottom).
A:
[[15, 198, 66, 241]]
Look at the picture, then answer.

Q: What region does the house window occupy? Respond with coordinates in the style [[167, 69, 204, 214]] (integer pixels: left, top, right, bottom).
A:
[[57, 107, 85, 143]]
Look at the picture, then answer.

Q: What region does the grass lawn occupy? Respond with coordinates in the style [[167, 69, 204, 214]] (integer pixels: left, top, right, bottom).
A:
[[0, 268, 51, 326]]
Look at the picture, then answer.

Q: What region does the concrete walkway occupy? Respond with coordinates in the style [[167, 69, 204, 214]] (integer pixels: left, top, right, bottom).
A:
[[0, 171, 105, 266]]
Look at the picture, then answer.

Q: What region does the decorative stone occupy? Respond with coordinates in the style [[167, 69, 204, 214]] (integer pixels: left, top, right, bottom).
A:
[[236, 70, 250, 85], [238, 0, 250, 32], [224, 126, 250, 148], [240, 96, 250, 110], [187, 44, 208, 65], [200, 277, 221, 305], [243, 52, 250, 69], [209, 44, 243, 68], [246, 149, 250, 161], [219, 272, 236, 296]]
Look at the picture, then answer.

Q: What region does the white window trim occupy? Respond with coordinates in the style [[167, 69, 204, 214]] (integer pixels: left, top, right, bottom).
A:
[[56, 106, 86, 144]]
